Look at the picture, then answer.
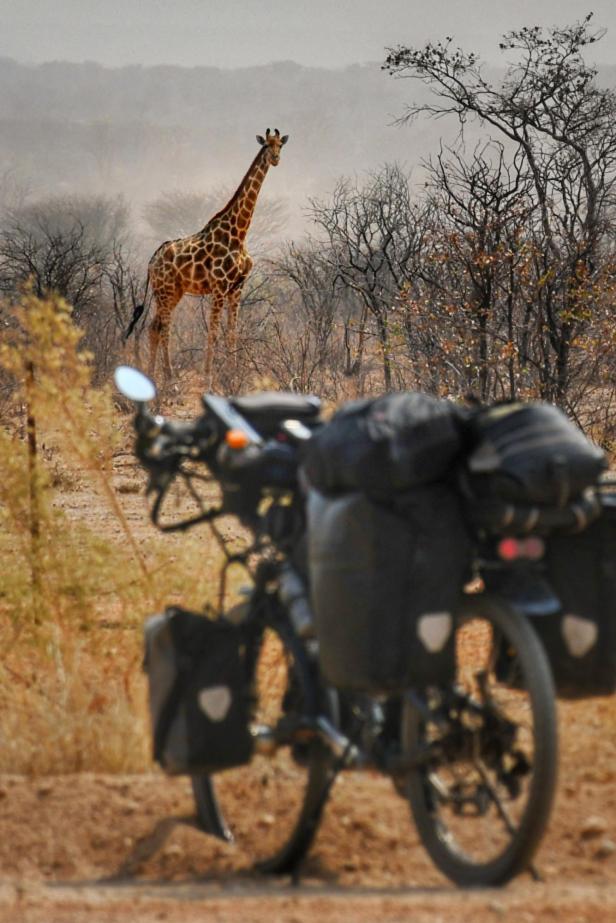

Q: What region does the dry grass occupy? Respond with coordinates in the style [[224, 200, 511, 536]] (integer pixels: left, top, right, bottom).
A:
[[0, 293, 233, 774]]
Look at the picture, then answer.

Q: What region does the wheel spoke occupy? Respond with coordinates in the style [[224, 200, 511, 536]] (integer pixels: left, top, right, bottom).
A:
[[402, 596, 557, 886], [473, 757, 519, 837]]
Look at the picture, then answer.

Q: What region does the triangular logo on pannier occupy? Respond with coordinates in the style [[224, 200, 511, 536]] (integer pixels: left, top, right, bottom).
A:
[[417, 612, 453, 653], [198, 685, 233, 722], [561, 614, 598, 658]]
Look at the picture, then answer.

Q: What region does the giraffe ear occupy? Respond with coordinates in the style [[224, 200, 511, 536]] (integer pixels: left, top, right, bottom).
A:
[[281, 135, 289, 145], [256, 135, 266, 145]]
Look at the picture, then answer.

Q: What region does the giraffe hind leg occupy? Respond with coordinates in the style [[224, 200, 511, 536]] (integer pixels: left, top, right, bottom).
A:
[[148, 297, 178, 381], [159, 320, 173, 381], [147, 315, 161, 378]]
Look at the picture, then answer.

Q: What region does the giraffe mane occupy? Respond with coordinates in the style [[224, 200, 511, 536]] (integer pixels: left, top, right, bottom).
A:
[[206, 145, 269, 226]]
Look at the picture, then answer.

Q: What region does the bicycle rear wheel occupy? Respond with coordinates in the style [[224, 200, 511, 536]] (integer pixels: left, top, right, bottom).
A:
[[191, 616, 330, 873], [402, 594, 557, 886]]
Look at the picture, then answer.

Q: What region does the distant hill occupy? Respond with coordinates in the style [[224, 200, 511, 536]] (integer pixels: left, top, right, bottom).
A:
[[0, 58, 450, 237], [2, 57, 616, 239]]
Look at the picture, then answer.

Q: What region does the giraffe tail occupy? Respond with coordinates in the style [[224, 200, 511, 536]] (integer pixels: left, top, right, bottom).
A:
[[124, 274, 151, 341], [124, 302, 146, 340]]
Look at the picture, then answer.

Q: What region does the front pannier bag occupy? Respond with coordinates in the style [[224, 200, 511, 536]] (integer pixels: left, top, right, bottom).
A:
[[143, 607, 253, 774], [540, 494, 616, 698], [466, 402, 606, 507], [307, 486, 471, 693]]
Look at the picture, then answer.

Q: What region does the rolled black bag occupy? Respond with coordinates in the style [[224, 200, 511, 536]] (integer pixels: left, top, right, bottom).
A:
[[307, 485, 471, 693], [538, 493, 616, 698], [301, 391, 467, 500], [465, 402, 606, 508], [143, 607, 253, 774]]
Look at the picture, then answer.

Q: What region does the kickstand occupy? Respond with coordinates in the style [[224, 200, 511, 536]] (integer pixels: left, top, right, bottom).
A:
[[529, 863, 543, 882], [290, 745, 353, 887]]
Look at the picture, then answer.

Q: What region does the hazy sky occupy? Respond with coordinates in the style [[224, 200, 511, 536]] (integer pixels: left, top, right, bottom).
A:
[[3, 0, 616, 69]]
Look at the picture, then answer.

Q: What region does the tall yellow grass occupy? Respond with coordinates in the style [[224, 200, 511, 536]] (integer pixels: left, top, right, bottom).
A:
[[0, 293, 226, 773]]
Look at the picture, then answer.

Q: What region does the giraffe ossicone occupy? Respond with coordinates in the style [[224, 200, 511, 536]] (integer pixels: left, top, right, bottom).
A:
[[125, 129, 289, 385]]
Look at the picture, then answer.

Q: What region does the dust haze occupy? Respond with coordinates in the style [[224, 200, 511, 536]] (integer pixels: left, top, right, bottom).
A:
[[2, 2, 616, 246]]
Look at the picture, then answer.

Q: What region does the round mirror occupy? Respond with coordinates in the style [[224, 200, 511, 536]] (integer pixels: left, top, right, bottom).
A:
[[114, 366, 157, 403]]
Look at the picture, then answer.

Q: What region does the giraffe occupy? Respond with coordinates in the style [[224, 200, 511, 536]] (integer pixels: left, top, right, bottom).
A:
[[125, 128, 289, 383]]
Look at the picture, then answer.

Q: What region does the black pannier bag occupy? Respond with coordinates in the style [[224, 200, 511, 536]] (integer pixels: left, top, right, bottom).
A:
[[307, 485, 471, 693], [143, 607, 253, 774], [301, 391, 466, 500], [466, 402, 606, 508], [537, 494, 616, 698]]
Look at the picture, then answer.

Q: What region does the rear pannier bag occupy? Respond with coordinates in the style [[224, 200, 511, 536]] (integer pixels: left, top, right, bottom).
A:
[[307, 486, 471, 693], [538, 493, 616, 698], [143, 607, 253, 774], [302, 391, 466, 500], [466, 402, 606, 507]]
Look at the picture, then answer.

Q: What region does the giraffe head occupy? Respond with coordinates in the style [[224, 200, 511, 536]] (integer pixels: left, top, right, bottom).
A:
[[256, 128, 289, 166]]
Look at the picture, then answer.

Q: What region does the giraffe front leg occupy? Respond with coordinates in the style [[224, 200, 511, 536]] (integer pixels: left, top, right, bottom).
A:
[[205, 291, 224, 389], [225, 287, 242, 364]]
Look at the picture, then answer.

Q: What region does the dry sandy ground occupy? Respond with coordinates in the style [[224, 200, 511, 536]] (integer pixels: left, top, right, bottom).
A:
[[1, 693, 616, 923]]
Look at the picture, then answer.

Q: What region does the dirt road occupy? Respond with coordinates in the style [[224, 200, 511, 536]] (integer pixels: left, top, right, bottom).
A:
[[6, 878, 616, 923], [2, 696, 616, 923]]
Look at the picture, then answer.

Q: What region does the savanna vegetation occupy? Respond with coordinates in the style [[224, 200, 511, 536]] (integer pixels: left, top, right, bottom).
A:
[[2, 15, 616, 772]]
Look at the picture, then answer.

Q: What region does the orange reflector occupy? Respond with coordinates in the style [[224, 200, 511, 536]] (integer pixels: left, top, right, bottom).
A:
[[226, 428, 250, 450]]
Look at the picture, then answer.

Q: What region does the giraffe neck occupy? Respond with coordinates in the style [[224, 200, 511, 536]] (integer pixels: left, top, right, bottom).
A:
[[212, 147, 270, 241]]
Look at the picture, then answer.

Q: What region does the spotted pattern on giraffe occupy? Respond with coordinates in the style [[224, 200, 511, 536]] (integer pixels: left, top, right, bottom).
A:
[[135, 129, 288, 384]]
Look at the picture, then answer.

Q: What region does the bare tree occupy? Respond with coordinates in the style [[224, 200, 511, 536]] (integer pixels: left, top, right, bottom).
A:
[[0, 212, 105, 317], [309, 164, 430, 389], [0, 194, 139, 378], [0, 195, 129, 308], [385, 14, 616, 403], [272, 243, 341, 377], [408, 142, 535, 399]]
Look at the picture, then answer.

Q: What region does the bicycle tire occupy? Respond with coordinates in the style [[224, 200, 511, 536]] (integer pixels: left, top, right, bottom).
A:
[[191, 614, 330, 873], [402, 593, 558, 887]]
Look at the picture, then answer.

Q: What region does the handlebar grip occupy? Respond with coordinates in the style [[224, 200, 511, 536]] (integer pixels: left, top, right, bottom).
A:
[[159, 419, 197, 442], [136, 411, 214, 458]]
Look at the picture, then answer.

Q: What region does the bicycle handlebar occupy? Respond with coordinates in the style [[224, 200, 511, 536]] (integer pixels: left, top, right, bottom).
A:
[[130, 388, 309, 536]]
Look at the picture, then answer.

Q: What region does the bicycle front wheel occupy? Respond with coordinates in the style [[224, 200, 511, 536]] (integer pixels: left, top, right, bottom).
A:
[[191, 617, 330, 873], [402, 594, 558, 887]]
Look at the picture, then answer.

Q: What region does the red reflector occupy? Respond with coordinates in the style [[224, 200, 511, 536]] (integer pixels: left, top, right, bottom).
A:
[[498, 538, 520, 561]]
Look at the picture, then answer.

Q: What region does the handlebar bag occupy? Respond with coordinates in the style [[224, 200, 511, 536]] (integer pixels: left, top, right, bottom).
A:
[[143, 607, 253, 774], [307, 485, 471, 693], [536, 492, 616, 698], [301, 391, 466, 500], [466, 402, 606, 507]]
